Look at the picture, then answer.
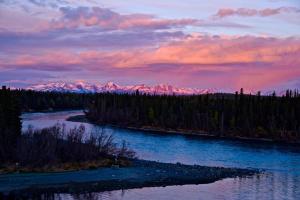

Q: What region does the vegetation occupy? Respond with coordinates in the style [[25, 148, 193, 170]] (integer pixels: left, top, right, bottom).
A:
[[1, 85, 300, 169], [11, 89, 91, 112], [17, 124, 134, 168], [0, 86, 21, 162], [86, 89, 300, 142], [0, 123, 135, 173], [8, 124, 134, 172], [0, 87, 135, 173]]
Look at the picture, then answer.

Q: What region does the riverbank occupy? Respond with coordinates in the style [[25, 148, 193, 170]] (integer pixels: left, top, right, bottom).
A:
[[0, 159, 257, 198], [67, 115, 300, 145]]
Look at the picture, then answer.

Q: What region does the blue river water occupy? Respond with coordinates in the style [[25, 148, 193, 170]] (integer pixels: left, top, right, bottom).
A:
[[21, 110, 300, 200]]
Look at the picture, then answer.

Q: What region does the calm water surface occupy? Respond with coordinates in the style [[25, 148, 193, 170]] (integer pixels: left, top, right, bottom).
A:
[[21, 110, 300, 200]]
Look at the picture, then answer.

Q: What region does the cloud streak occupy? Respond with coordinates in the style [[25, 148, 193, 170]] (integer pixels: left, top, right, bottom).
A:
[[49, 6, 198, 31], [48, 6, 250, 31], [0, 29, 186, 53], [0, 5, 249, 54], [215, 7, 300, 18]]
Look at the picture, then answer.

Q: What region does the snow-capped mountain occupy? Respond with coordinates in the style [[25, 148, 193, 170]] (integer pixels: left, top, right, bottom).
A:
[[26, 81, 215, 95]]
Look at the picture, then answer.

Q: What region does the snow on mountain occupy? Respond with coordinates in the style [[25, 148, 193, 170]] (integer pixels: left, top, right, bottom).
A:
[[26, 81, 215, 95]]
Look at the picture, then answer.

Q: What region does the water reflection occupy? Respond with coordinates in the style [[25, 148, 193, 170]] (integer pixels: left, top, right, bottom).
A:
[[14, 172, 299, 200], [19, 111, 300, 200]]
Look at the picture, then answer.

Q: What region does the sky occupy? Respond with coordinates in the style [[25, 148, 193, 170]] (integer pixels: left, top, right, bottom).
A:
[[0, 0, 300, 92]]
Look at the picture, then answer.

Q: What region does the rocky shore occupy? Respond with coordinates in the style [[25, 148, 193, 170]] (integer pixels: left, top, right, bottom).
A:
[[0, 159, 258, 199]]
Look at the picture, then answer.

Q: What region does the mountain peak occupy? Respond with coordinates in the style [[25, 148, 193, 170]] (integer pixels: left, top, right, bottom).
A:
[[27, 82, 215, 95]]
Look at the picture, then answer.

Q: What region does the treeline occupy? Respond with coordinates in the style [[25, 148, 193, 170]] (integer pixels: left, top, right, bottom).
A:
[[11, 89, 92, 112], [0, 86, 21, 162], [2, 86, 300, 143], [86, 89, 300, 142]]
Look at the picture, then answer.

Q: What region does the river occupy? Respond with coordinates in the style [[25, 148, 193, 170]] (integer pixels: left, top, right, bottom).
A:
[[21, 110, 300, 200]]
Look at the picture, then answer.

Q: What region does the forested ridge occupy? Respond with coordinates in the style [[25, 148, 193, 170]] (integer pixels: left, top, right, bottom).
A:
[[11, 89, 92, 111], [86, 89, 300, 142]]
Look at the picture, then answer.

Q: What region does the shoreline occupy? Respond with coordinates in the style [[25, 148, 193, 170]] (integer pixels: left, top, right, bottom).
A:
[[0, 159, 131, 175], [0, 159, 258, 198], [67, 115, 300, 145]]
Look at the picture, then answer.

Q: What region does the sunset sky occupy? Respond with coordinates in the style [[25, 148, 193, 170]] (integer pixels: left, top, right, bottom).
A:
[[0, 0, 299, 92]]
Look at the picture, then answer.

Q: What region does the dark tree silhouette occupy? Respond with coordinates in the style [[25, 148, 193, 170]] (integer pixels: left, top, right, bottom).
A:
[[86, 89, 300, 142], [0, 86, 21, 162], [11, 89, 93, 112]]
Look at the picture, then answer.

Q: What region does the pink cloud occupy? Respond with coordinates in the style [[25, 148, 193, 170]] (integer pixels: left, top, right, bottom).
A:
[[2, 35, 300, 91], [104, 36, 300, 68], [215, 7, 300, 18], [15, 51, 81, 66]]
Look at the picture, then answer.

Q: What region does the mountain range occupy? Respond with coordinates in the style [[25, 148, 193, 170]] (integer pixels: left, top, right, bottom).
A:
[[26, 81, 215, 95]]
